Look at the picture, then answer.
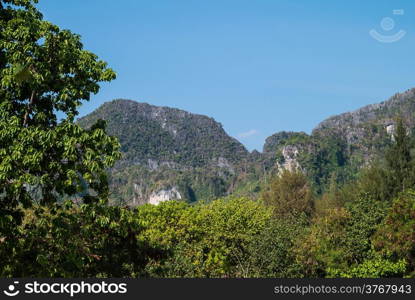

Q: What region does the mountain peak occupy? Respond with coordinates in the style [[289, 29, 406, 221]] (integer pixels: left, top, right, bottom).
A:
[[78, 99, 248, 168]]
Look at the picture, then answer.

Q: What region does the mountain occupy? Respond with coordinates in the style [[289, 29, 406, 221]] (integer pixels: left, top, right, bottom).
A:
[[265, 88, 415, 192], [77, 99, 250, 205], [78, 88, 415, 205]]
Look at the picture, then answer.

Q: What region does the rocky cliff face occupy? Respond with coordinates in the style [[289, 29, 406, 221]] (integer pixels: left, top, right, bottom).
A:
[[262, 131, 309, 175], [148, 187, 182, 206], [278, 145, 301, 173]]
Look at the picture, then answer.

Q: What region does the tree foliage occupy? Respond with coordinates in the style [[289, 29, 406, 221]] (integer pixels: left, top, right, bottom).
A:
[[262, 170, 314, 218], [2, 201, 157, 277], [385, 118, 415, 196], [373, 190, 415, 274], [0, 0, 120, 211], [0, 0, 121, 276]]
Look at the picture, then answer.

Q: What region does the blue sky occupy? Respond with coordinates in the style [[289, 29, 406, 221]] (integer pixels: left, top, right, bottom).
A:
[[38, 0, 415, 151]]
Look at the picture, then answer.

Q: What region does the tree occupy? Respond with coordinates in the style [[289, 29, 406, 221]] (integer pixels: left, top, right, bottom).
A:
[[3, 201, 158, 277], [294, 193, 388, 277], [302, 134, 349, 194], [385, 118, 414, 196], [293, 207, 351, 277], [244, 217, 306, 278], [372, 190, 415, 275], [343, 194, 388, 264], [0, 0, 120, 276], [338, 118, 415, 204], [0, 0, 120, 213], [315, 174, 344, 215], [350, 164, 392, 203], [136, 198, 272, 278], [262, 170, 314, 218]]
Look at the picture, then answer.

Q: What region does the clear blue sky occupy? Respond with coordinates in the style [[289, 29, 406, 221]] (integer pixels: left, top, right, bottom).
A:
[[38, 0, 415, 151]]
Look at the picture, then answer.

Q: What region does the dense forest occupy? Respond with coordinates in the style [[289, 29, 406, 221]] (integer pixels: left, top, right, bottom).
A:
[[1, 0, 415, 278]]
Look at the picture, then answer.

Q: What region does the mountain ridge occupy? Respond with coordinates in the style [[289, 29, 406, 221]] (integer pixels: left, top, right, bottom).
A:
[[313, 88, 415, 134], [77, 99, 251, 205], [78, 88, 415, 204]]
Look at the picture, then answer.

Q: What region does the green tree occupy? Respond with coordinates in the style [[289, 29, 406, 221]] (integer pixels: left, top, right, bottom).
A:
[[293, 207, 351, 277], [0, 0, 119, 210], [136, 198, 272, 278], [336, 118, 414, 204], [315, 174, 344, 215], [350, 164, 392, 203], [244, 217, 306, 278], [262, 170, 314, 218], [294, 194, 388, 277], [0, 0, 120, 276], [373, 190, 415, 275], [384, 118, 414, 196], [302, 134, 349, 194], [343, 195, 388, 264]]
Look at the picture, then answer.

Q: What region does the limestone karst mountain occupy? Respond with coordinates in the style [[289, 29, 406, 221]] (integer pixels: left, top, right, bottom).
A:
[[77, 99, 250, 205], [78, 89, 415, 204]]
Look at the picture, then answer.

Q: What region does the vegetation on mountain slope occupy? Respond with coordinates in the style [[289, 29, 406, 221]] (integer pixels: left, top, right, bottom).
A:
[[77, 99, 251, 204], [78, 99, 248, 168]]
